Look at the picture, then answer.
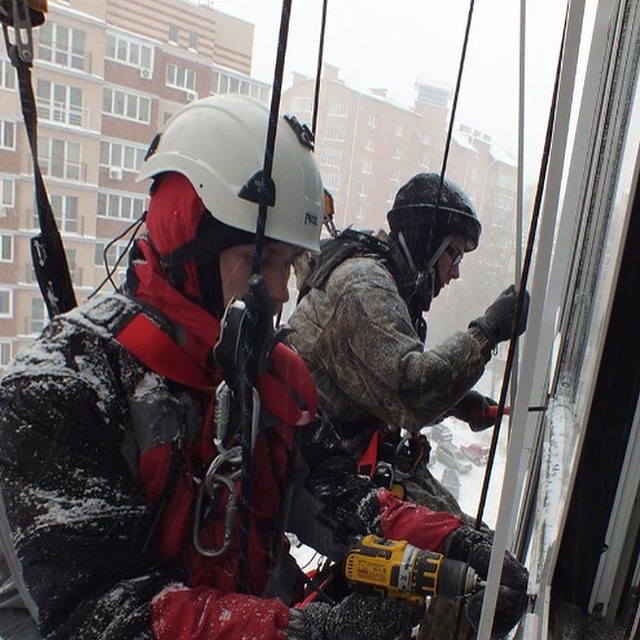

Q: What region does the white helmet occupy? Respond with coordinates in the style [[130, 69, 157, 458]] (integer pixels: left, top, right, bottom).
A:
[[137, 94, 324, 252]]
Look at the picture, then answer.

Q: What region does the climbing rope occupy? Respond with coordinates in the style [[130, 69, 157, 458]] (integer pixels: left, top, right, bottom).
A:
[[234, 0, 294, 593], [474, 4, 569, 532], [311, 0, 329, 137]]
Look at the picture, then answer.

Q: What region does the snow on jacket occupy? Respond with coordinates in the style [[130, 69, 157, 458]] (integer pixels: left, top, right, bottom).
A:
[[287, 231, 492, 438], [0, 292, 463, 639]]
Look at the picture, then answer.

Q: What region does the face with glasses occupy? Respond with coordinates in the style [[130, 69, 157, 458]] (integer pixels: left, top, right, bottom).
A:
[[437, 234, 466, 288]]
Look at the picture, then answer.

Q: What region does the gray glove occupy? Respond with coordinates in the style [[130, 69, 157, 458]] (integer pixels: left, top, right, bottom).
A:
[[292, 593, 421, 640], [470, 284, 530, 349], [445, 525, 529, 639]]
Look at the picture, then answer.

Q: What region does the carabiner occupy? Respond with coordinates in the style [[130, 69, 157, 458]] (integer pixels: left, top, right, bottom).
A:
[[193, 473, 238, 558]]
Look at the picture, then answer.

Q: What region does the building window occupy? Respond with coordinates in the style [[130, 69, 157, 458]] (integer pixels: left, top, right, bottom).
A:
[[393, 146, 402, 160], [36, 80, 84, 127], [0, 177, 15, 207], [38, 22, 86, 71], [390, 168, 401, 183], [320, 150, 342, 168], [166, 63, 196, 92], [387, 190, 395, 207], [50, 194, 79, 233], [355, 206, 366, 222], [105, 33, 153, 73], [102, 88, 151, 124], [493, 209, 509, 227], [99, 140, 147, 173], [327, 102, 347, 117], [168, 25, 179, 44], [30, 297, 45, 334], [419, 154, 430, 168], [0, 58, 15, 90], [0, 288, 12, 318], [97, 192, 146, 221], [495, 193, 514, 210], [324, 125, 346, 142], [362, 160, 372, 175], [0, 119, 15, 149], [368, 114, 376, 129], [0, 341, 11, 367], [321, 172, 341, 191], [497, 172, 516, 190], [211, 68, 270, 103], [188, 31, 199, 51], [39, 138, 82, 181], [94, 240, 129, 270], [358, 184, 367, 200], [0, 234, 13, 262], [421, 131, 431, 145], [364, 137, 374, 152], [292, 97, 313, 113], [395, 124, 405, 137]]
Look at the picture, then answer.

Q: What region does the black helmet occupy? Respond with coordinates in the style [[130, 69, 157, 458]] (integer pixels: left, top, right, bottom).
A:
[[386, 173, 481, 310]]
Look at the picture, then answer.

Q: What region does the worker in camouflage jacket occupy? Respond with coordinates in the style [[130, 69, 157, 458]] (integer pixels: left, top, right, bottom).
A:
[[0, 98, 527, 640], [287, 172, 531, 638]]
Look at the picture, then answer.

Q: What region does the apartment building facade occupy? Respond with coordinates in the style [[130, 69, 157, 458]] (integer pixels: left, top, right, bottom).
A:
[[0, 0, 268, 367], [281, 66, 519, 336], [0, 1, 518, 369]]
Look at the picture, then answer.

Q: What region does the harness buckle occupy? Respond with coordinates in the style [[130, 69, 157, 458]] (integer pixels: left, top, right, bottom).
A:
[[1, 0, 36, 64]]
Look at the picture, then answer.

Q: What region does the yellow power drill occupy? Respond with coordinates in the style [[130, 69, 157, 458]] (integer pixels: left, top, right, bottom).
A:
[[344, 535, 484, 605]]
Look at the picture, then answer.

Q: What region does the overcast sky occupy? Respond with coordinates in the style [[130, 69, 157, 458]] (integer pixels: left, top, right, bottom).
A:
[[212, 0, 569, 181]]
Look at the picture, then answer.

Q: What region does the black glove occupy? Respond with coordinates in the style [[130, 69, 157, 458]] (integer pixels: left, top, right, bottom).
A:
[[469, 285, 530, 350], [445, 525, 529, 639], [296, 593, 421, 640], [453, 390, 498, 432]]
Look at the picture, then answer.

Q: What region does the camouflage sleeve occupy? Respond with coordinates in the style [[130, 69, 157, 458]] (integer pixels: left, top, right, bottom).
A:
[[289, 257, 489, 432]]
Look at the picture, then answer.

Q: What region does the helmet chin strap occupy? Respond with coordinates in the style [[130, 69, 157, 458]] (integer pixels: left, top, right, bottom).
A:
[[397, 232, 454, 311]]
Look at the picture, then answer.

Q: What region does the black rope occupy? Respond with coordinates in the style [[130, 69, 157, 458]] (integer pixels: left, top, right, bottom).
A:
[[311, 0, 329, 136], [88, 213, 146, 299], [474, 3, 570, 531], [237, 0, 294, 594], [438, 0, 476, 195], [250, 0, 293, 275]]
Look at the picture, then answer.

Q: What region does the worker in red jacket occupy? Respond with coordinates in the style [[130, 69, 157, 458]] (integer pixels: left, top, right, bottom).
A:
[[0, 95, 527, 640]]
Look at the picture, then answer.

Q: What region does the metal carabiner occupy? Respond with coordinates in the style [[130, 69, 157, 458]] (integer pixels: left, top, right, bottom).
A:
[[193, 473, 238, 558], [204, 445, 242, 497]]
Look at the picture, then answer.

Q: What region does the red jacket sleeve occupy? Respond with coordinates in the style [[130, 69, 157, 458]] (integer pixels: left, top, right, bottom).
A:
[[376, 488, 464, 553], [151, 584, 291, 640]]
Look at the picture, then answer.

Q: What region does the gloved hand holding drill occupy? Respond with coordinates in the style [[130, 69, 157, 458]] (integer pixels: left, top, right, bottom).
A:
[[451, 389, 498, 432], [445, 525, 529, 639], [470, 284, 531, 351]]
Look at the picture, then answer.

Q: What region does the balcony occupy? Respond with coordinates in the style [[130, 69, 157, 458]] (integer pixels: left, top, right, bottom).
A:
[[36, 100, 91, 130]]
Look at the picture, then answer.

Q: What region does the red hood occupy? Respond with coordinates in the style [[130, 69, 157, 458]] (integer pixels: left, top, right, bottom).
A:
[[132, 172, 219, 366]]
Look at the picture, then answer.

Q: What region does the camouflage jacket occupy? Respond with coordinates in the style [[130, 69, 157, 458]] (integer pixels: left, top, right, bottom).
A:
[[287, 231, 492, 441]]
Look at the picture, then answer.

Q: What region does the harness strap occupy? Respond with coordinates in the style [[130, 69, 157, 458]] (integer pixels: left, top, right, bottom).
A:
[[356, 428, 382, 478], [116, 313, 216, 393]]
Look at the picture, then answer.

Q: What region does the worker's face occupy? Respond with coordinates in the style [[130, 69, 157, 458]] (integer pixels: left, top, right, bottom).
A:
[[219, 241, 302, 315], [437, 234, 466, 287]]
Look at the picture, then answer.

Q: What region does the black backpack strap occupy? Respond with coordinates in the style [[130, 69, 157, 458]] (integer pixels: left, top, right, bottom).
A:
[[297, 228, 426, 340], [298, 229, 405, 300]]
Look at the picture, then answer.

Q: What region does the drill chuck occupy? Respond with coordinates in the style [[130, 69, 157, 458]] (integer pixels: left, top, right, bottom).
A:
[[344, 535, 483, 605]]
